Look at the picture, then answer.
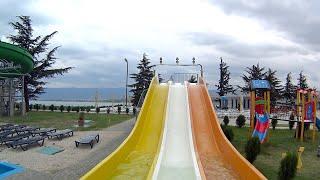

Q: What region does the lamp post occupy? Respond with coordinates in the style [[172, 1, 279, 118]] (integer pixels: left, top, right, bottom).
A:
[[124, 58, 128, 108]]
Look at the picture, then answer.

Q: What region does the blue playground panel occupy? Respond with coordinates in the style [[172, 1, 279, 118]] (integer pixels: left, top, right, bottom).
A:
[[316, 117, 320, 131], [0, 162, 24, 179], [250, 80, 271, 90]]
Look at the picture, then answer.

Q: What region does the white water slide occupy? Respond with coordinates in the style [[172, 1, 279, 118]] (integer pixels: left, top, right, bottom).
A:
[[153, 82, 201, 180]]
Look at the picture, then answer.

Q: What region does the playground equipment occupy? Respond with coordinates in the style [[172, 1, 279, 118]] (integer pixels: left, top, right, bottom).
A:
[[0, 41, 34, 116], [294, 88, 318, 141], [249, 80, 271, 143], [82, 72, 266, 179]]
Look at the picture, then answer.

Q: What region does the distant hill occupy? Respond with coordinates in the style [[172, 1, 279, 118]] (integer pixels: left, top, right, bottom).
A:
[[38, 88, 127, 101]]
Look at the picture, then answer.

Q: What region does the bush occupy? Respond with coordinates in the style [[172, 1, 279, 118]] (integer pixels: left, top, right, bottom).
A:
[[96, 107, 100, 114], [75, 106, 80, 113], [126, 107, 129, 114], [133, 107, 137, 115], [289, 113, 295, 130], [15, 103, 20, 110], [67, 106, 71, 112], [117, 106, 121, 114], [245, 137, 261, 163], [42, 105, 46, 110], [86, 107, 90, 113], [49, 104, 54, 112], [278, 152, 298, 180], [221, 124, 234, 141], [271, 118, 278, 130], [236, 114, 246, 128], [223, 115, 229, 126], [35, 104, 40, 111], [107, 108, 110, 114], [59, 105, 64, 112], [29, 104, 33, 111]]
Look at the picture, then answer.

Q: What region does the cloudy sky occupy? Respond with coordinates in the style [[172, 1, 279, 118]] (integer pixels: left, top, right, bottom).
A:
[[1, 0, 320, 89]]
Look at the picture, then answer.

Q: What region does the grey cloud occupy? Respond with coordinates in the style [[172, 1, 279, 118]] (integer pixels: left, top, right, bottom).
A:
[[209, 0, 320, 50]]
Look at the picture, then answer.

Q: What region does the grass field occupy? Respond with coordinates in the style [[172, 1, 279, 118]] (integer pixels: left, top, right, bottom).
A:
[[231, 126, 320, 180], [0, 111, 134, 131]]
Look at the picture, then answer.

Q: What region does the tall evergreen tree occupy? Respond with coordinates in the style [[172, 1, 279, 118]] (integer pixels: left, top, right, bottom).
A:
[[241, 63, 267, 92], [215, 57, 234, 96], [8, 16, 72, 111], [129, 53, 154, 106], [297, 71, 308, 89], [283, 72, 296, 104], [265, 68, 283, 106]]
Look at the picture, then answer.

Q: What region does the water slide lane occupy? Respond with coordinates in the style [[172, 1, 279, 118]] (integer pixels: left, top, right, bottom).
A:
[[81, 76, 168, 180], [188, 79, 266, 180], [0, 42, 34, 77], [153, 82, 201, 180]]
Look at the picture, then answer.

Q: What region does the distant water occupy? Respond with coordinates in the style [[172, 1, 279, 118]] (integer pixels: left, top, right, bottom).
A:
[[30, 100, 123, 107]]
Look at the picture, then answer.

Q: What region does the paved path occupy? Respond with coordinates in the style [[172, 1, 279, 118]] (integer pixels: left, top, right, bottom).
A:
[[8, 118, 135, 180]]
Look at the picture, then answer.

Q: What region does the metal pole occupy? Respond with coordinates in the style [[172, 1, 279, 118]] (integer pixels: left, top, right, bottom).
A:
[[21, 76, 26, 116], [124, 58, 128, 108]]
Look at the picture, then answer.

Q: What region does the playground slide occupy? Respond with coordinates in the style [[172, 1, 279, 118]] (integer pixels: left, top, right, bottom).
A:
[[0, 41, 34, 78], [187, 78, 266, 180], [153, 82, 201, 180], [81, 76, 169, 179]]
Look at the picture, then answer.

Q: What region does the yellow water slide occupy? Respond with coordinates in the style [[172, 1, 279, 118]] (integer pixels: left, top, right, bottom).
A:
[[81, 76, 168, 179]]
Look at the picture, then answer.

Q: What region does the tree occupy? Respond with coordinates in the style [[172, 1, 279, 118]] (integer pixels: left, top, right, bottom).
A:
[[241, 63, 267, 92], [297, 71, 308, 89], [283, 73, 296, 104], [216, 58, 234, 96], [8, 16, 72, 111], [265, 68, 283, 106], [129, 53, 154, 106]]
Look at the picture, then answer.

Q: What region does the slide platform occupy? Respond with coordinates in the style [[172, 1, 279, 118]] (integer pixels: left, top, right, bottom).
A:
[[0, 41, 34, 78]]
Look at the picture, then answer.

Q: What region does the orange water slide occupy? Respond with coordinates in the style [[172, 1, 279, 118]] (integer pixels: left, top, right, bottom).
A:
[[187, 79, 266, 180]]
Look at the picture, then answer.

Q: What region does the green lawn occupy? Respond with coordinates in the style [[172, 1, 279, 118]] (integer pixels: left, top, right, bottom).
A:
[[0, 111, 134, 131], [231, 126, 320, 180]]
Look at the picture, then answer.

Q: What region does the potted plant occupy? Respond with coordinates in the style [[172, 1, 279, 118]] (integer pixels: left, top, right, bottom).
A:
[[78, 112, 85, 127]]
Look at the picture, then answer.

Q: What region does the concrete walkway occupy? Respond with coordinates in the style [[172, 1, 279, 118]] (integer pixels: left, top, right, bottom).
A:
[[8, 118, 135, 180]]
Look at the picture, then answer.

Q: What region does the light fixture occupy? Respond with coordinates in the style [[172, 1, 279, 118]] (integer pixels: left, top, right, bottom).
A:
[[176, 57, 179, 64], [192, 57, 195, 65], [160, 57, 163, 64]]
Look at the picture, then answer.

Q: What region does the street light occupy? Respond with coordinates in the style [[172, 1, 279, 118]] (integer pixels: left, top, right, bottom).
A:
[[124, 58, 128, 108]]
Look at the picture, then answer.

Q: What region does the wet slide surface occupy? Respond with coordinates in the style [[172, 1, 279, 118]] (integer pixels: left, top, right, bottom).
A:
[[154, 83, 200, 180], [188, 84, 236, 179], [188, 82, 266, 180], [81, 78, 168, 180]]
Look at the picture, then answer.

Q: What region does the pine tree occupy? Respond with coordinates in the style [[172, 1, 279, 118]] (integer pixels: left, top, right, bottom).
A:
[[241, 63, 267, 92], [129, 53, 154, 106], [265, 68, 283, 106], [283, 72, 296, 104], [216, 57, 234, 96], [8, 16, 72, 111], [297, 71, 308, 89]]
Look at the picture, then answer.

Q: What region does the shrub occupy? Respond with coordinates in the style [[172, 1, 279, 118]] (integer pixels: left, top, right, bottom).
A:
[[75, 106, 80, 113], [271, 118, 278, 130], [86, 107, 90, 113], [59, 105, 64, 112], [289, 113, 295, 130], [96, 107, 100, 114], [67, 106, 71, 112], [15, 104, 20, 110], [126, 107, 129, 114], [79, 106, 84, 111], [29, 104, 33, 111], [117, 106, 121, 114], [133, 107, 136, 115], [221, 124, 234, 141], [49, 104, 54, 112], [35, 104, 40, 111], [223, 115, 229, 126], [236, 114, 246, 128], [42, 105, 46, 110], [107, 108, 110, 114], [278, 152, 298, 180], [245, 137, 261, 163]]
